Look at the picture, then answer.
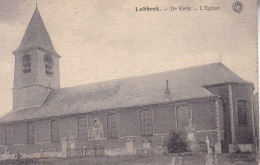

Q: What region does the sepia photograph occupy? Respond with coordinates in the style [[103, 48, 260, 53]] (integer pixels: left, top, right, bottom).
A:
[[0, 0, 258, 164]]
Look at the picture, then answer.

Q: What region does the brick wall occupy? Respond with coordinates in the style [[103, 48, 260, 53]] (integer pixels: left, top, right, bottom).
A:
[[231, 84, 254, 144], [192, 100, 217, 131], [5, 143, 61, 154], [153, 105, 176, 134], [191, 100, 219, 143], [206, 83, 255, 147], [0, 97, 222, 154], [35, 120, 50, 143], [217, 99, 225, 141], [119, 108, 140, 137], [206, 84, 232, 148], [60, 117, 77, 138], [217, 99, 224, 134], [13, 123, 27, 144], [0, 125, 4, 145]]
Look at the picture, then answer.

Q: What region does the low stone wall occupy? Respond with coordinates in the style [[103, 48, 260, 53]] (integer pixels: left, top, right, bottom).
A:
[[0, 151, 64, 161], [229, 144, 253, 153]]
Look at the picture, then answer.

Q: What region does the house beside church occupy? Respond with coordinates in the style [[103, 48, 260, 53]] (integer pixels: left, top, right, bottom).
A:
[[0, 7, 258, 157]]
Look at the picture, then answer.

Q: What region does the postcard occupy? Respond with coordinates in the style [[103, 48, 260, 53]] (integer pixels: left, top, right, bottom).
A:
[[0, 0, 258, 164]]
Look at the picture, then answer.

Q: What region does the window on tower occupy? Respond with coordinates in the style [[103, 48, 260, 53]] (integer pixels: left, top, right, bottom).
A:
[[22, 54, 31, 73], [44, 54, 54, 76]]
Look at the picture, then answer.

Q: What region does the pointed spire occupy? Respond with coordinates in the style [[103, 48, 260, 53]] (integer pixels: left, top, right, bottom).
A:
[[14, 7, 59, 57]]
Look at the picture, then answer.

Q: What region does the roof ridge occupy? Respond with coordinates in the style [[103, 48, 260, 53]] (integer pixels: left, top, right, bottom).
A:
[[58, 62, 232, 91], [0, 62, 253, 123]]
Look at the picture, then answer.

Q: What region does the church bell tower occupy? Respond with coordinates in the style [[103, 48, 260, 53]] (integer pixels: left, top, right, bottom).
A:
[[12, 7, 60, 110]]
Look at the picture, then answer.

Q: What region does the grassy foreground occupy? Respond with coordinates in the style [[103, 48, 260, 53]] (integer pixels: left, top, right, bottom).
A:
[[0, 153, 258, 165]]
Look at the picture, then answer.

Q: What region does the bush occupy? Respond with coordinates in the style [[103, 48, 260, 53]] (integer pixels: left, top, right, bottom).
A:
[[166, 131, 188, 153]]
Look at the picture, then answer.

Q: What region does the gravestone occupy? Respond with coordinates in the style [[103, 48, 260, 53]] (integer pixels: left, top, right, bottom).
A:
[[4, 146, 9, 155], [83, 144, 88, 156], [172, 156, 183, 165], [205, 136, 217, 165], [125, 137, 134, 154], [61, 137, 69, 157], [186, 119, 198, 152], [40, 148, 44, 156], [143, 139, 151, 149], [69, 135, 77, 157], [69, 135, 77, 149], [205, 136, 213, 155]]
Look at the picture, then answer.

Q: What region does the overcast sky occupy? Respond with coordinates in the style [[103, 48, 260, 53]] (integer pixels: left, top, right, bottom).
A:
[[0, 0, 257, 117]]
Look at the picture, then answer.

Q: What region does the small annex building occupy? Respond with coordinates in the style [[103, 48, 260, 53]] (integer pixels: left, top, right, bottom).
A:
[[0, 7, 258, 157]]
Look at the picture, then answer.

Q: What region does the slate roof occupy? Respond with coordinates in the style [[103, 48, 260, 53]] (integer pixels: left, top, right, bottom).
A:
[[13, 8, 59, 56], [0, 63, 250, 123]]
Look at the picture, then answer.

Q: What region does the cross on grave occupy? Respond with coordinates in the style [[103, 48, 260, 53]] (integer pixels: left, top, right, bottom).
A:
[[4, 146, 9, 155], [40, 148, 44, 154], [95, 143, 100, 148], [205, 136, 213, 155], [83, 144, 88, 156], [15, 150, 22, 164]]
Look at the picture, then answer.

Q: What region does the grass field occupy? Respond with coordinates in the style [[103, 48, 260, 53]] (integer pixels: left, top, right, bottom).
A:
[[0, 153, 258, 165]]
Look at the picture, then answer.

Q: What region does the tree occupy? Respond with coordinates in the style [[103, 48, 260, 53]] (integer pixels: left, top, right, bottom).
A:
[[166, 130, 188, 153]]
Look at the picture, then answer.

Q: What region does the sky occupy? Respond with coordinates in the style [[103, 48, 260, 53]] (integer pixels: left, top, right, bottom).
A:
[[0, 0, 258, 117]]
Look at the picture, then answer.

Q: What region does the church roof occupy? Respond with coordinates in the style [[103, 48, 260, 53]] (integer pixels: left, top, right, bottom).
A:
[[13, 8, 59, 56], [0, 63, 251, 123]]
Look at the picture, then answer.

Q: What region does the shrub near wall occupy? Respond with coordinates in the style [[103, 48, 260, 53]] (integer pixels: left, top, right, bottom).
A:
[[166, 131, 188, 153]]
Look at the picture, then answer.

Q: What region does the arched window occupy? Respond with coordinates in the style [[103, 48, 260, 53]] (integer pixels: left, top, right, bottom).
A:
[[107, 113, 119, 138], [44, 54, 54, 76], [139, 109, 153, 136], [89, 118, 104, 140], [78, 117, 88, 141], [5, 125, 12, 145], [237, 100, 247, 126], [22, 54, 31, 73], [51, 120, 60, 142], [27, 122, 35, 144], [177, 106, 192, 131]]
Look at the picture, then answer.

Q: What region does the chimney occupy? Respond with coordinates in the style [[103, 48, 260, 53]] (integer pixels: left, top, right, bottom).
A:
[[165, 80, 171, 101]]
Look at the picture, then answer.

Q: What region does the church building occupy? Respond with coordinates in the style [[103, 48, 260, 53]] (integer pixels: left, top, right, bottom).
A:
[[0, 7, 258, 157]]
